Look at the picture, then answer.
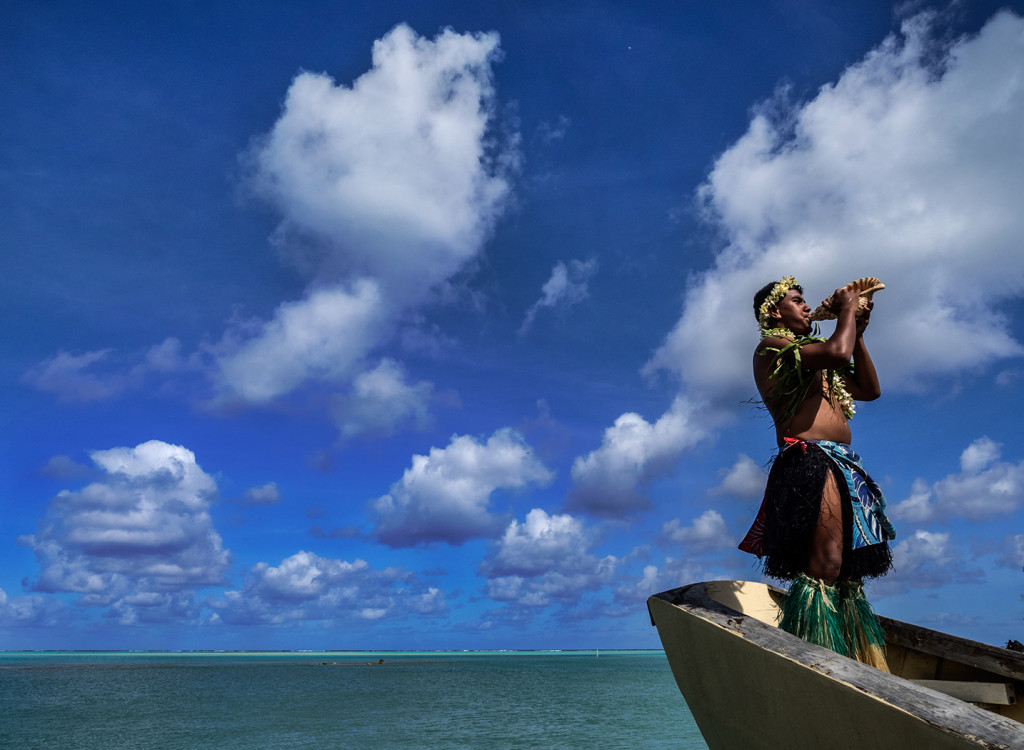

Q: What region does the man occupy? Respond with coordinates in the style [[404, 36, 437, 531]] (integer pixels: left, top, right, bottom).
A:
[[738, 276, 896, 669]]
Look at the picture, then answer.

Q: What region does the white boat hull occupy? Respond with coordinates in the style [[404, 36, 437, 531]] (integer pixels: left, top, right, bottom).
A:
[[648, 581, 1024, 749]]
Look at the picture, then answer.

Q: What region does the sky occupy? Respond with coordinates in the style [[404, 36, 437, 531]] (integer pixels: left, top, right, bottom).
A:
[[3, 0, 1024, 651]]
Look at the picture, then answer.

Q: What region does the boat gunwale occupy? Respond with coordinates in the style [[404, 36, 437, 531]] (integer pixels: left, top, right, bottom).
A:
[[878, 615, 1024, 683], [649, 581, 1024, 749]]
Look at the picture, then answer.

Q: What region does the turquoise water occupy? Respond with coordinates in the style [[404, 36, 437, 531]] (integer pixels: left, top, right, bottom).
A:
[[1, 650, 707, 749]]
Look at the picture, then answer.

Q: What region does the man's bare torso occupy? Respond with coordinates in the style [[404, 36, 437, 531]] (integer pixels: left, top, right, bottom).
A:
[[754, 339, 852, 447]]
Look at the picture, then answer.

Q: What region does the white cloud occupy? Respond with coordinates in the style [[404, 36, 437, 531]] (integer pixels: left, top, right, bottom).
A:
[[19, 441, 230, 622], [371, 428, 553, 547], [0, 588, 67, 628], [248, 23, 515, 302], [567, 397, 711, 517], [30, 25, 516, 421], [479, 508, 613, 578], [210, 24, 518, 415], [711, 454, 766, 498], [647, 11, 1024, 402], [27, 24, 517, 447], [480, 510, 616, 607], [872, 529, 982, 597], [613, 558, 708, 605], [108, 591, 198, 626], [959, 435, 1001, 473], [891, 478, 934, 524], [241, 482, 283, 506], [519, 258, 597, 336], [409, 587, 447, 615], [331, 358, 433, 439], [214, 280, 386, 403], [658, 510, 733, 553], [209, 550, 445, 625], [891, 530, 950, 581], [891, 437, 1024, 522], [613, 564, 663, 606]]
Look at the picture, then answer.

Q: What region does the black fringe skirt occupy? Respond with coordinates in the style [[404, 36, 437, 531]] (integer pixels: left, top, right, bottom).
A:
[[757, 443, 893, 582]]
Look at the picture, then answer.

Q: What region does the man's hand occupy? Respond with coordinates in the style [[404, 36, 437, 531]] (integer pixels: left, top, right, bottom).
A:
[[856, 300, 873, 337], [828, 288, 859, 315]]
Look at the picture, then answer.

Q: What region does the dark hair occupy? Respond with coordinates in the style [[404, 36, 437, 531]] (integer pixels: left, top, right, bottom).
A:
[[753, 280, 802, 321]]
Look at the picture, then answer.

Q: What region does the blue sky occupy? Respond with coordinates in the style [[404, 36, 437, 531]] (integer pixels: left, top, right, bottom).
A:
[[3, 0, 1024, 651]]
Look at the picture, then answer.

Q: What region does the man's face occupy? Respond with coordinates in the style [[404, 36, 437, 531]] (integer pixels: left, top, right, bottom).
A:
[[771, 289, 812, 334]]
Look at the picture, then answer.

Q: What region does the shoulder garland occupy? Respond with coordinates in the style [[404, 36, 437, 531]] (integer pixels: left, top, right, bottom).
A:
[[758, 335, 855, 424]]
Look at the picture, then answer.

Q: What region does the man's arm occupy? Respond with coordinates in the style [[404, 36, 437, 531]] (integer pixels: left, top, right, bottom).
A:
[[843, 302, 881, 401], [797, 289, 860, 370]]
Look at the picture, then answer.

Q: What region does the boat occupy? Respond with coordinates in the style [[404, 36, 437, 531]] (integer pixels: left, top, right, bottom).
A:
[[648, 581, 1024, 749]]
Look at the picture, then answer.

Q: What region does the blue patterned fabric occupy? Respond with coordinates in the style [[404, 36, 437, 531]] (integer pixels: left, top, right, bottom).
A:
[[805, 439, 896, 549]]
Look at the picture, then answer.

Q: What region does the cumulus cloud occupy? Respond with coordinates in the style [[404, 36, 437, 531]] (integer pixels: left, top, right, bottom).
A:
[[108, 591, 200, 626], [214, 281, 386, 404], [890, 437, 1024, 522], [0, 588, 67, 628], [613, 557, 709, 606], [207, 23, 518, 415], [331, 358, 433, 439], [208, 550, 446, 626], [658, 510, 734, 553], [711, 454, 766, 498], [959, 436, 1001, 474], [480, 509, 616, 607], [27, 24, 517, 447], [518, 258, 597, 336], [567, 397, 711, 517], [480, 508, 611, 577], [646, 11, 1024, 402], [18, 440, 230, 623], [872, 529, 982, 597], [241, 482, 283, 506], [30, 25, 517, 423], [371, 428, 553, 547], [248, 24, 515, 299]]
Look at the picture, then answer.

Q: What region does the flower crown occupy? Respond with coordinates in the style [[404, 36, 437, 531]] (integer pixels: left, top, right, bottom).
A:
[[757, 275, 799, 333]]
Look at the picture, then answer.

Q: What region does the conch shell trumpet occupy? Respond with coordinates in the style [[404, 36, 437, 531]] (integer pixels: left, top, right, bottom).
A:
[[809, 277, 885, 321]]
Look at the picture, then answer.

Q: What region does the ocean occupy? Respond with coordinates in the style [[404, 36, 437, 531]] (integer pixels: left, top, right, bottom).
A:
[[0, 650, 708, 749]]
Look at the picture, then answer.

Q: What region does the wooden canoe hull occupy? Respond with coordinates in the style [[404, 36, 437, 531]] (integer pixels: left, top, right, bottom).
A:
[[648, 581, 1024, 750]]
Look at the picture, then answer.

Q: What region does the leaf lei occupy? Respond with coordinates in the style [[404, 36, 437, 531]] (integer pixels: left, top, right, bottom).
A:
[[758, 332, 856, 423]]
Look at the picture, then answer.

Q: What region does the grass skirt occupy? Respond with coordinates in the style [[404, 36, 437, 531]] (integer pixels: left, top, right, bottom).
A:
[[779, 574, 890, 670], [778, 574, 848, 656]]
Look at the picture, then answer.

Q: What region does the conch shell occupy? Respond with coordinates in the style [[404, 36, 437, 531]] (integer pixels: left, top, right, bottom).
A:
[[809, 277, 885, 321]]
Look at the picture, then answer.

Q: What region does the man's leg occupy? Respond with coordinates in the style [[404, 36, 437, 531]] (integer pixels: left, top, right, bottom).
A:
[[836, 579, 890, 670], [778, 471, 848, 654], [807, 470, 889, 669], [806, 470, 843, 583]]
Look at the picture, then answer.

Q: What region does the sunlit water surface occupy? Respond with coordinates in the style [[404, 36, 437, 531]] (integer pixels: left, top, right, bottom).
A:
[[1, 650, 707, 749]]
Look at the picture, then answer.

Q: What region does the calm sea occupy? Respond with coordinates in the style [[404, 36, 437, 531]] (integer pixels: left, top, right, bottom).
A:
[[0, 650, 707, 749]]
